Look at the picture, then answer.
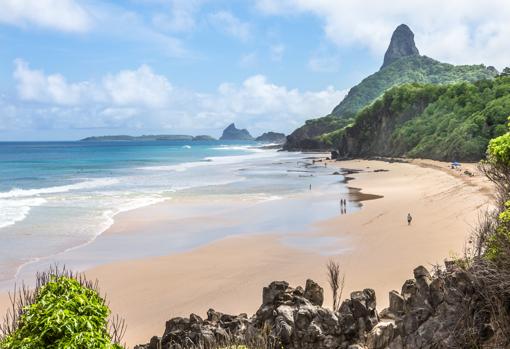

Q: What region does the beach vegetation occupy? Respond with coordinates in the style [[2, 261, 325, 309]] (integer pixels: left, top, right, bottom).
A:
[[326, 260, 345, 311], [455, 119, 510, 345], [325, 75, 510, 160], [0, 266, 125, 349], [286, 54, 498, 150]]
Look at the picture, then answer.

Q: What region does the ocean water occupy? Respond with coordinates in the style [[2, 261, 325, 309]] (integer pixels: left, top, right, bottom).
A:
[[0, 140, 352, 286]]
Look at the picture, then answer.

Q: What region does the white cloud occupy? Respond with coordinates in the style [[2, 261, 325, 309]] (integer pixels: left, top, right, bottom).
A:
[[14, 60, 173, 108], [9, 60, 346, 134], [102, 66, 173, 107], [255, 0, 510, 69], [152, 0, 202, 32], [208, 10, 251, 41], [14, 59, 94, 105], [0, 0, 91, 32]]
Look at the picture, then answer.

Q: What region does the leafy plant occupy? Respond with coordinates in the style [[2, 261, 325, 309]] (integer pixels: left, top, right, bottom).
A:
[[0, 269, 125, 349]]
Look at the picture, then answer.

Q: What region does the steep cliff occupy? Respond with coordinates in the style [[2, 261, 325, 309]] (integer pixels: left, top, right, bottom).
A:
[[284, 24, 498, 151], [329, 75, 510, 161]]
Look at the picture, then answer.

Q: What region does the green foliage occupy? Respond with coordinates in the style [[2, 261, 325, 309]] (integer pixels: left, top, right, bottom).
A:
[[0, 276, 122, 349], [287, 54, 497, 150], [331, 76, 510, 160], [487, 121, 510, 166], [331, 55, 497, 120], [485, 201, 510, 261]]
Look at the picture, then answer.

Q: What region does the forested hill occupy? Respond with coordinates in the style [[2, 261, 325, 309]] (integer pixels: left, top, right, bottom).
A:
[[284, 24, 498, 151], [324, 75, 510, 161]]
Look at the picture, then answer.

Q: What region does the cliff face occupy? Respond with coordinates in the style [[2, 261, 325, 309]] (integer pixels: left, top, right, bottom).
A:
[[220, 123, 254, 141], [284, 24, 498, 151], [334, 84, 442, 159], [381, 24, 419, 69], [135, 263, 504, 349]]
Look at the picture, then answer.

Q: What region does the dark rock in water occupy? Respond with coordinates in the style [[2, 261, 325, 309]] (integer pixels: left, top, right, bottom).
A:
[[219, 123, 254, 141], [381, 24, 419, 69], [255, 131, 286, 144]]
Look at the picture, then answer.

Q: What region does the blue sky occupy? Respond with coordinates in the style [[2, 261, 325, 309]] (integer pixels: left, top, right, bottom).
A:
[[0, 0, 509, 140]]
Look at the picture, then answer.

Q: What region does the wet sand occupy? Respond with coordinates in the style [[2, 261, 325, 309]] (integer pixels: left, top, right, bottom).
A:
[[79, 158, 493, 346]]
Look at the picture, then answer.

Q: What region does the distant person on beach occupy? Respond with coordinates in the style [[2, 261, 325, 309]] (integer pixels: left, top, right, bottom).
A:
[[407, 213, 413, 225], [309, 184, 312, 190]]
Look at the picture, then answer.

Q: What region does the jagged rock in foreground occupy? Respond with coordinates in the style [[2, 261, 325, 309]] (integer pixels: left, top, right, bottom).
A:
[[136, 263, 498, 349]]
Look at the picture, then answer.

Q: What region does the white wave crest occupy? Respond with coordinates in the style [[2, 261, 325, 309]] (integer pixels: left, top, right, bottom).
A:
[[0, 197, 47, 229], [0, 178, 119, 199]]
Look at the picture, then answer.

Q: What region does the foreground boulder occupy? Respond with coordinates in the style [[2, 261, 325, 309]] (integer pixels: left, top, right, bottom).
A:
[[136, 264, 501, 349]]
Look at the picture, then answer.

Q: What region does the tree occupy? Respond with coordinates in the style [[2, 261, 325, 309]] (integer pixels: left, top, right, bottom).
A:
[[500, 67, 510, 77]]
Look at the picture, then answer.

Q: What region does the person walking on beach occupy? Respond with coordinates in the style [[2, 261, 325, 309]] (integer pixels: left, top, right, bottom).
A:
[[407, 213, 413, 225], [309, 184, 312, 190]]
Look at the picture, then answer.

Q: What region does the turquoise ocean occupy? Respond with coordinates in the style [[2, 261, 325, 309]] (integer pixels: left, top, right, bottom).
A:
[[0, 140, 352, 286]]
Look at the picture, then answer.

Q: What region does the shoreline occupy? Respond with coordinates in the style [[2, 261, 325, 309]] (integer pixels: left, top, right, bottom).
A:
[[0, 158, 493, 347], [87, 158, 491, 347]]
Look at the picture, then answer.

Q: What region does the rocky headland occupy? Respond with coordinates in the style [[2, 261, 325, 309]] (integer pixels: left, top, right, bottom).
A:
[[255, 132, 286, 144]]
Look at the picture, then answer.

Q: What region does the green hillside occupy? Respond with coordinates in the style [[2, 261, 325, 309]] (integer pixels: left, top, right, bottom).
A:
[[284, 24, 498, 151], [327, 75, 510, 161], [331, 55, 497, 119], [285, 56, 497, 150]]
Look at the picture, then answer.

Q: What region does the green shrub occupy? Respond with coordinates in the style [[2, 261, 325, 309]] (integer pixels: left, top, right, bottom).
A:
[[487, 131, 510, 166], [485, 201, 510, 261], [0, 276, 123, 349]]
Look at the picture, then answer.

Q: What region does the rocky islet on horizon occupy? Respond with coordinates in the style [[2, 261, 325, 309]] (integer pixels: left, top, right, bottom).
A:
[[80, 125, 286, 144]]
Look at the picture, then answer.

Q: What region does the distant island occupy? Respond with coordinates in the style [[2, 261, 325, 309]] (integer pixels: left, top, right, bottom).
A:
[[219, 123, 254, 141], [81, 124, 287, 144], [219, 123, 286, 143], [255, 131, 286, 143], [80, 134, 216, 142]]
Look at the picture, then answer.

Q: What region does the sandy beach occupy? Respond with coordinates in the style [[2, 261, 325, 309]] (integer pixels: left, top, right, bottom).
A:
[[63, 158, 491, 347]]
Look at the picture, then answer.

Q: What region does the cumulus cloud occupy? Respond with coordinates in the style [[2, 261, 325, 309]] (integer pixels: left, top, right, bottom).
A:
[[14, 60, 173, 108], [255, 0, 510, 69], [102, 66, 173, 107], [0, 0, 91, 32], [9, 60, 346, 134], [208, 10, 251, 41]]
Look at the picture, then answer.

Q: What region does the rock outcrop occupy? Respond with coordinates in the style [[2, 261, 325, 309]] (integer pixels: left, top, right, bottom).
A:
[[219, 123, 254, 141], [136, 262, 501, 349], [283, 24, 497, 152], [255, 132, 286, 144], [381, 24, 419, 69]]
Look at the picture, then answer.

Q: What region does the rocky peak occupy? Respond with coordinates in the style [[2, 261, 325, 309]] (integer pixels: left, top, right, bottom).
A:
[[381, 24, 419, 69], [220, 123, 254, 141]]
